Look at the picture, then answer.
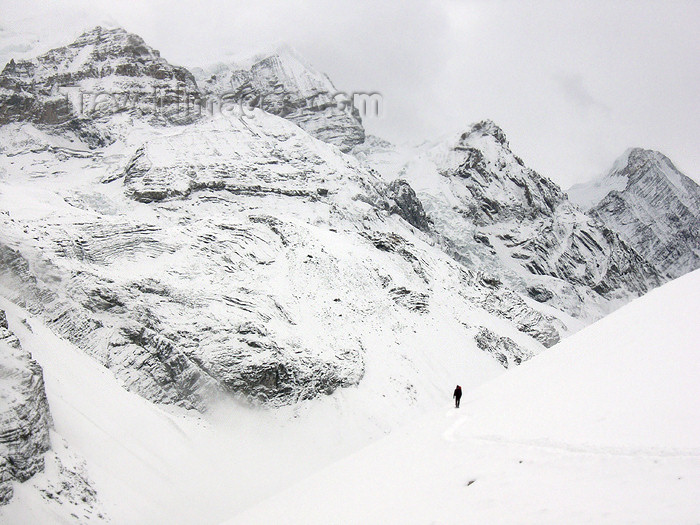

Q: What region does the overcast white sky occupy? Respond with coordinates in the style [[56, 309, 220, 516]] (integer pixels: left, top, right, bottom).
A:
[[1, 0, 698, 188]]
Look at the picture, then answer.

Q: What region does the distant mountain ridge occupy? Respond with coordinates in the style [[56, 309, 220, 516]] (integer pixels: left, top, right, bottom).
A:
[[357, 120, 663, 320], [569, 148, 700, 279], [193, 44, 366, 152], [0, 27, 366, 152]]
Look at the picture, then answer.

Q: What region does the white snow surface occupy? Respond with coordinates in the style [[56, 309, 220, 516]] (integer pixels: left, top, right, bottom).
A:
[[0, 286, 507, 524], [225, 269, 700, 524]]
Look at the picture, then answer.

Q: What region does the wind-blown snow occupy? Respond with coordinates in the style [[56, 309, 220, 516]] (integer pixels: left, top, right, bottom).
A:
[[225, 269, 700, 524], [568, 154, 630, 210]]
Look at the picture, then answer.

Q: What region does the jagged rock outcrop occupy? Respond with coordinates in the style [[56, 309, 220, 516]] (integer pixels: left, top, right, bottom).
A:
[[0, 310, 53, 504], [449, 121, 567, 225], [521, 219, 661, 296], [474, 326, 534, 367], [481, 289, 561, 348], [385, 179, 431, 231], [194, 46, 365, 151], [27, 440, 106, 522], [569, 148, 700, 280], [0, 26, 199, 127], [0, 312, 107, 519]]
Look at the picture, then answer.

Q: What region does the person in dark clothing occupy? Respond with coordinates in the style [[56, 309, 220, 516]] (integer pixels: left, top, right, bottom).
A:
[[453, 385, 462, 408]]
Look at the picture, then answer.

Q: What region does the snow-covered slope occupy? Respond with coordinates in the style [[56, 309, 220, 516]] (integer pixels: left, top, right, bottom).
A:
[[0, 279, 543, 523], [0, 28, 571, 416], [0, 308, 105, 521], [357, 121, 662, 321], [0, 108, 567, 413], [0, 310, 52, 505], [569, 148, 700, 279], [226, 269, 700, 525], [194, 45, 365, 152]]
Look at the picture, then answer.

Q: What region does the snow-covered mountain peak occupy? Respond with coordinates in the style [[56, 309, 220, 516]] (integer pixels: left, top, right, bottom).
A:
[[194, 44, 365, 152], [568, 154, 631, 211], [622, 147, 696, 194], [457, 119, 509, 149], [69, 25, 149, 52], [2, 25, 189, 82], [570, 148, 693, 210], [571, 146, 700, 213], [436, 119, 567, 222], [0, 25, 198, 127], [569, 147, 700, 279]]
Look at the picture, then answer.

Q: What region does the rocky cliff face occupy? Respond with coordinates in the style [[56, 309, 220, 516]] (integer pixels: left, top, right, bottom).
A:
[[194, 46, 365, 152], [0, 26, 198, 129], [0, 310, 52, 505], [0, 106, 557, 410], [0, 311, 107, 521], [569, 148, 700, 280], [358, 120, 662, 320]]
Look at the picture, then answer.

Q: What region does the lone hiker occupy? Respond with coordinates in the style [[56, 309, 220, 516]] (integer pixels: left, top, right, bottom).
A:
[[453, 385, 462, 408]]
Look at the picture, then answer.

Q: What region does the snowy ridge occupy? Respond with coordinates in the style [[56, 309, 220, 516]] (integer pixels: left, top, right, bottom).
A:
[[570, 148, 700, 279], [194, 45, 365, 152], [0, 276, 539, 523], [358, 120, 662, 321]]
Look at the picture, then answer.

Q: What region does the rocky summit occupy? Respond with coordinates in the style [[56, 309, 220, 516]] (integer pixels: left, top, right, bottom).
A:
[[0, 26, 198, 130]]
